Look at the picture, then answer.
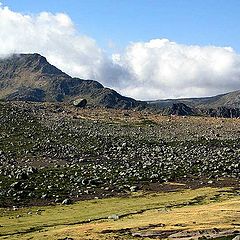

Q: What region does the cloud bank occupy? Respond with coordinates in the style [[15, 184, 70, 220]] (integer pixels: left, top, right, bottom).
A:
[[115, 39, 240, 99], [1, 5, 240, 100]]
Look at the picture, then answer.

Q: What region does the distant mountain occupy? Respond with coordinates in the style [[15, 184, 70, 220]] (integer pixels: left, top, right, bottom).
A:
[[149, 90, 240, 109], [149, 91, 240, 117], [162, 103, 196, 116], [0, 53, 141, 109]]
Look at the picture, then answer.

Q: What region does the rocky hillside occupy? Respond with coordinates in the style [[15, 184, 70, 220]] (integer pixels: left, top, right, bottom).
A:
[[149, 90, 240, 109], [0, 101, 239, 207], [162, 103, 197, 116], [0, 53, 140, 109], [149, 91, 240, 117]]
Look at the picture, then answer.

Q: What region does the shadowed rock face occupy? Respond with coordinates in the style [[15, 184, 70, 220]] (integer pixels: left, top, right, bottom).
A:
[[202, 106, 240, 118], [148, 89, 240, 117], [5, 87, 46, 102], [0, 53, 140, 109], [163, 103, 195, 116]]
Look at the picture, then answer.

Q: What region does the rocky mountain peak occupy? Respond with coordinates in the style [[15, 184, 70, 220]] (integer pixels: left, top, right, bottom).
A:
[[0, 53, 67, 77], [0, 53, 140, 108]]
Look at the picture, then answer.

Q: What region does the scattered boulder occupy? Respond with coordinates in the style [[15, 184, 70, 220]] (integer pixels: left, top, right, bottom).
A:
[[232, 236, 240, 240], [108, 214, 119, 220], [72, 98, 87, 108], [130, 186, 138, 192], [62, 198, 72, 205], [10, 182, 21, 191]]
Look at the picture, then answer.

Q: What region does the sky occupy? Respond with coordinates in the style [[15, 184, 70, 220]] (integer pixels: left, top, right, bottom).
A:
[[1, 0, 240, 100], [2, 0, 240, 52]]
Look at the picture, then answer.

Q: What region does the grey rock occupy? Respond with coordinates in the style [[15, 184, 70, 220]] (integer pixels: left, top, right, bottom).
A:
[[62, 198, 71, 205], [108, 214, 119, 220], [73, 98, 87, 108], [232, 236, 240, 240], [130, 186, 138, 192]]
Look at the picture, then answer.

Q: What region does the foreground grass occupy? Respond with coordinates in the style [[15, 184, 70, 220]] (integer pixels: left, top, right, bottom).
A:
[[0, 187, 239, 240]]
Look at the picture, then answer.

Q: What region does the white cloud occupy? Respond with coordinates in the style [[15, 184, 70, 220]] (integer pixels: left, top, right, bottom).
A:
[[0, 5, 240, 100], [0, 5, 106, 80], [115, 39, 240, 99]]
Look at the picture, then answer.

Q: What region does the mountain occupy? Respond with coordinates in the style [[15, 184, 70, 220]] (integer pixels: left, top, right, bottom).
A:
[[0, 53, 141, 109], [149, 90, 240, 109], [1, 53, 240, 116], [149, 91, 240, 117], [162, 103, 197, 116]]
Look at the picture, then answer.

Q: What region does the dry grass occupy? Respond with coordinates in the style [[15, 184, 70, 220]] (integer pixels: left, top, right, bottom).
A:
[[31, 197, 240, 240], [0, 187, 239, 240]]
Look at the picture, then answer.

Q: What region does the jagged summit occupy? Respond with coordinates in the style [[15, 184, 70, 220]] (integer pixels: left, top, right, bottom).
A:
[[0, 53, 67, 77], [0, 53, 139, 108]]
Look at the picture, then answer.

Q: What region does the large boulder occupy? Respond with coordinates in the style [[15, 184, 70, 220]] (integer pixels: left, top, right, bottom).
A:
[[73, 98, 87, 107]]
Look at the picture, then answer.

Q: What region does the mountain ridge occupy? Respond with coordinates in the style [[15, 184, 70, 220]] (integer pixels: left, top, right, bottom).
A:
[[0, 53, 141, 109], [1, 53, 240, 116], [149, 90, 240, 109]]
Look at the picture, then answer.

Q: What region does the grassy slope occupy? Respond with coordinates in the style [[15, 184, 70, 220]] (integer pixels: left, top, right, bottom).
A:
[[0, 187, 239, 240]]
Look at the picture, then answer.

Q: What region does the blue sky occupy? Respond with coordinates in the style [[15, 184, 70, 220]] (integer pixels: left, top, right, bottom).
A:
[[2, 0, 240, 53]]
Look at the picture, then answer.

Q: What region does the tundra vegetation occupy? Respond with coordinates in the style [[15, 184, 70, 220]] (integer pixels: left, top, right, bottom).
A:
[[0, 101, 239, 239]]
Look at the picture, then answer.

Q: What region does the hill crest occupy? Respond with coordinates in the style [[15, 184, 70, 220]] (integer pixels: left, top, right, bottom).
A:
[[0, 53, 140, 108]]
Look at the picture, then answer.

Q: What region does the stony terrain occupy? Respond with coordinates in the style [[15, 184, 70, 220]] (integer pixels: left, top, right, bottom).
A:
[[0, 52, 240, 240], [0, 101, 239, 207]]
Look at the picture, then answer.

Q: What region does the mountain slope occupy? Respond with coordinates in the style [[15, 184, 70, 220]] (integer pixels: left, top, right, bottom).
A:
[[149, 91, 240, 109], [1, 53, 240, 113], [0, 53, 140, 108]]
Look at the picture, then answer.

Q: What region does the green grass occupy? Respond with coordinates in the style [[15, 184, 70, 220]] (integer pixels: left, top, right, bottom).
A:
[[0, 187, 239, 240]]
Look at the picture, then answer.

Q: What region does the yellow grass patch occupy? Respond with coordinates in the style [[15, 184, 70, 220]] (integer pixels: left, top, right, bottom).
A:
[[0, 187, 239, 240]]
